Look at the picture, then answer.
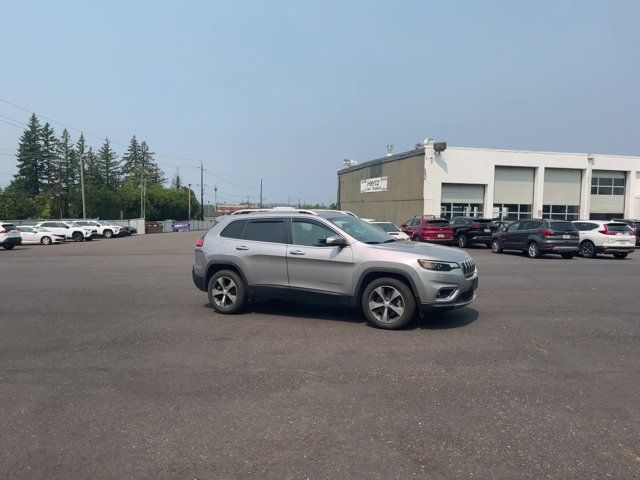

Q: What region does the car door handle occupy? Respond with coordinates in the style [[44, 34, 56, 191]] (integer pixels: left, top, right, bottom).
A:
[[290, 249, 305, 255], [235, 246, 249, 251]]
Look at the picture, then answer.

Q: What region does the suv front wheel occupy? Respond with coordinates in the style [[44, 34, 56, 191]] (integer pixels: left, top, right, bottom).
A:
[[362, 278, 416, 330], [208, 270, 247, 314]]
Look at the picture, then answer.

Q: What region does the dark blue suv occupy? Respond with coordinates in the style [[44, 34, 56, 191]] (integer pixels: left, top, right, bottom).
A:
[[490, 219, 579, 259]]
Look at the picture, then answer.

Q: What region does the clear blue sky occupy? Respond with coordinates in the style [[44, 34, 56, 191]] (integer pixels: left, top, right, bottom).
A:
[[1, 0, 639, 205]]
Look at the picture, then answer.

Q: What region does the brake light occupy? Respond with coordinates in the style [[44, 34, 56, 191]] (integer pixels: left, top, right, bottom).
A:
[[540, 229, 554, 237], [196, 237, 204, 247], [0, 229, 6, 234], [598, 226, 616, 235]]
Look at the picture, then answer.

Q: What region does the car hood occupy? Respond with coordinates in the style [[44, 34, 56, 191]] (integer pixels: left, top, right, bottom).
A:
[[364, 240, 472, 262]]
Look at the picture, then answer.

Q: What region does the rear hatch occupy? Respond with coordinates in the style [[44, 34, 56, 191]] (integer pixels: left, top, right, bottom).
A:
[[1, 224, 20, 237], [545, 221, 579, 242], [467, 218, 498, 234], [601, 222, 635, 244], [422, 219, 453, 239]]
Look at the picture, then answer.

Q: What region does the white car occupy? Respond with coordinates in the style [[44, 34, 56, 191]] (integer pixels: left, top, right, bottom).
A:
[[35, 221, 95, 242], [74, 220, 121, 238], [16, 226, 64, 245], [366, 220, 410, 240], [572, 220, 636, 259], [1, 222, 22, 250]]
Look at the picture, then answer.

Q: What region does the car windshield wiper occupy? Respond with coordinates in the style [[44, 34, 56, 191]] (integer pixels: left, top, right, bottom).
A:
[[365, 239, 397, 244]]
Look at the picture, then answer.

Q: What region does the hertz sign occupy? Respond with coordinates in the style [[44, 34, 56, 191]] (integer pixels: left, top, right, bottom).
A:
[[360, 176, 388, 193]]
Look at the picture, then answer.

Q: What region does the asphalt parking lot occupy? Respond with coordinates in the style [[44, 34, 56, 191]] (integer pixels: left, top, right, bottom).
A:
[[1, 234, 639, 479]]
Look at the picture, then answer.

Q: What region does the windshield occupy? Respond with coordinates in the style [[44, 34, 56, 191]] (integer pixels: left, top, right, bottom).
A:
[[328, 216, 394, 243], [373, 222, 399, 233]]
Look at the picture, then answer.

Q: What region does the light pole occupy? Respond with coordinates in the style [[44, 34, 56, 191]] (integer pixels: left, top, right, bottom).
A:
[[187, 183, 192, 221]]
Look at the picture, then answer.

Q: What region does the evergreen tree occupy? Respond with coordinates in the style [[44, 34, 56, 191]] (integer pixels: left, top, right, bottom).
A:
[[86, 146, 99, 182], [97, 138, 121, 190], [41, 123, 58, 192], [121, 135, 141, 182], [14, 113, 43, 196], [58, 129, 79, 217], [140, 141, 165, 186], [172, 167, 182, 190]]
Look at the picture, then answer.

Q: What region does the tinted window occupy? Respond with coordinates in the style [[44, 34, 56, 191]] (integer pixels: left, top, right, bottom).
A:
[[426, 220, 450, 226], [605, 223, 631, 233], [42, 222, 55, 227], [550, 221, 576, 232], [292, 221, 337, 246], [506, 221, 520, 232], [373, 222, 399, 233], [19, 227, 33, 232], [245, 220, 287, 243], [573, 222, 588, 231], [220, 220, 247, 239], [2, 224, 17, 231], [518, 221, 537, 230]]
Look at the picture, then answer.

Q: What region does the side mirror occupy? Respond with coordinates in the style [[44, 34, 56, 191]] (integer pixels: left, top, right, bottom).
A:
[[325, 235, 347, 247]]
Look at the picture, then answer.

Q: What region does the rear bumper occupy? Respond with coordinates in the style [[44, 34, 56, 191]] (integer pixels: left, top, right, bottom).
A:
[[597, 246, 635, 254], [467, 234, 493, 243], [192, 266, 207, 291], [1, 237, 22, 246], [545, 245, 579, 253], [421, 237, 453, 244]]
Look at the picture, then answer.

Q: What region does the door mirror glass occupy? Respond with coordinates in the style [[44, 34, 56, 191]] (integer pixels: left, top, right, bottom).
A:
[[325, 235, 347, 246]]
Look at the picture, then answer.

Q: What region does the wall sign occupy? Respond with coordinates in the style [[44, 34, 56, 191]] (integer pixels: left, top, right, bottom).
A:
[[360, 176, 388, 193]]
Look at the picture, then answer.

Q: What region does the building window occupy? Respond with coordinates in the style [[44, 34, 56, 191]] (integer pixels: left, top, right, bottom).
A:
[[591, 177, 625, 195], [542, 205, 579, 221], [492, 204, 532, 221], [440, 203, 483, 219]]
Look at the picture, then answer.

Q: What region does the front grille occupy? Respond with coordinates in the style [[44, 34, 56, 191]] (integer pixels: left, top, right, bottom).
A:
[[460, 259, 475, 278]]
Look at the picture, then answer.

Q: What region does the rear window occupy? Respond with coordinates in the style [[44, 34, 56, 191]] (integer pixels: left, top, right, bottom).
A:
[[2, 224, 17, 231], [605, 223, 632, 233], [470, 219, 492, 224], [374, 222, 398, 233], [549, 221, 576, 232], [220, 220, 247, 239], [245, 220, 287, 243], [426, 220, 450, 226]]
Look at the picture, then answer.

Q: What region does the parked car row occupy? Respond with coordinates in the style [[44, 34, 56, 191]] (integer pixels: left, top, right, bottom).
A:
[[0, 220, 137, 250], [391, 214, 637, 260]]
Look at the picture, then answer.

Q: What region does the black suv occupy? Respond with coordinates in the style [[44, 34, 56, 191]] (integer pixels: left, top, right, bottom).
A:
[[613, 219, 640, 246], [450, 217, 499, 248], [490, 219, 579, 258]]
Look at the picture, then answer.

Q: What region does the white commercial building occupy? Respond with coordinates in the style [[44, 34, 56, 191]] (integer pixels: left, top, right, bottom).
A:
[[337, 140, 640, 226]]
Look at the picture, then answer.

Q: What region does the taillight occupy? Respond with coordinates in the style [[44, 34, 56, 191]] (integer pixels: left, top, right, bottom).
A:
[[540, 229, 554, 237], [196, 237, 204, 247], [598, 226, 616, 235]]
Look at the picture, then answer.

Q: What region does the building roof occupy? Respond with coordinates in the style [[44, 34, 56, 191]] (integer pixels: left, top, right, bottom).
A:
[[338, 148, 425, 174]]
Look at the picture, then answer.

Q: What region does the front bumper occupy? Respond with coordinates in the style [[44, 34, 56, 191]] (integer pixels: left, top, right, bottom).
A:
[[192, 266, 207, 291], [416, 268, 478, 312]]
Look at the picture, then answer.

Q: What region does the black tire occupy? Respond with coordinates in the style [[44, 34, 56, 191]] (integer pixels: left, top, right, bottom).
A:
[[3, 244, 15, 250], [208, 269, 247, 314], [561, 252, 575, 259], [581, 241, 596, 258], [103, 229, 113, 239], [361, 277, 416, 330], [86, 237, 93, 241], [527, 241, 541, 258], [72, 232, 84, 242], [491, 239, 502, 253], [485, 242, 492, 249], [411, 235, 420, 242], [457, 234, 468, 248], [40, 236, 52, 245], [613, 252, 628, 259]]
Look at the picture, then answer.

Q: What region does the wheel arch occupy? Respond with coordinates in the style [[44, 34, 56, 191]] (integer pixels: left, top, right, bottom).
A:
[[205, 261, 249, 292], [354, 268, 421, 307]]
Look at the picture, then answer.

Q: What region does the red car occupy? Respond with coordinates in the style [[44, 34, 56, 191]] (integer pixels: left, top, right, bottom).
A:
[[401, 216, 453, 244]]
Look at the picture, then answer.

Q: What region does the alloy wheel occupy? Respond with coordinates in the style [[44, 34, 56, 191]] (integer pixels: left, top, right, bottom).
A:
[[368, 286, 405, 324], [41, 236, 51, 245], [581, 242, 595, 258], [211, 276, 238, 308], [528, 243, 539, 258]]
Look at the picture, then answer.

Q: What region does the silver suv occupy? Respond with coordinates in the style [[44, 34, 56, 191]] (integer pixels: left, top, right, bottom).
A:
[[192, 212, 478, 329]]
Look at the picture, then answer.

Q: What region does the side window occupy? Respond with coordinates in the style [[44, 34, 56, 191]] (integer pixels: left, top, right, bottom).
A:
[[410, 219, 419, 226], [220, 220, 247, 239], [507, 221, 520, 232], [42, 222, 54, 228], [573, 222, 585, 231], [587, 223, 599, 230], [402, 219, 412, 227], [518, 221, 532, 230], [245, 220, 287, 244], [56, 223, 68, 228], [292, 221, 338, 247]]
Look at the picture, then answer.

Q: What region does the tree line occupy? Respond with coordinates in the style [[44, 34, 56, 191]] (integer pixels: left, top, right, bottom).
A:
[[0, 114, 200, 220]]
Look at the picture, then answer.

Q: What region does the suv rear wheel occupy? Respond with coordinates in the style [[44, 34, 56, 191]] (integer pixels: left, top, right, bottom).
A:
[[362, 278, 416, 330], [457, 234, 468, 248], [103, 229, 113, 238], [208, 270, 247, 314], [561, 252, 575, 259], [527, 242, 541, 258], [72, 232, 84, 242], [491, 239, 502, 253], [613, 252, 628, 259]]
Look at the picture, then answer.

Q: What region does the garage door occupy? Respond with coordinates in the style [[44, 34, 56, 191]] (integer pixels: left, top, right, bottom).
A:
[[494, 167, 535, 204], [441, 184, 485, 203], [543, 168, 582, 205], [590, 170, 625, 215]]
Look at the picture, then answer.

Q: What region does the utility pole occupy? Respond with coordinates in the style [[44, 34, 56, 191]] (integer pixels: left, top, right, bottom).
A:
[[188, 183, 192, 220], [79, 153, 86, 219], [260, 178, 263, 208], [57, 158, 63, 219], [140, 155, 145, 219], [200, 161, 204, 220], [214, 186, 218, 214]]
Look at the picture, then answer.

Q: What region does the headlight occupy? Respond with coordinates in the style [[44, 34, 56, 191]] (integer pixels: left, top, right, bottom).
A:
[[418, 259, 460, 272]]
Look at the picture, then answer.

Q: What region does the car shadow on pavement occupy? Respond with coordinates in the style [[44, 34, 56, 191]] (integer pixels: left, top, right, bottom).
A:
[[417, 308, 479, 330], [205, 300, 478, 330]]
